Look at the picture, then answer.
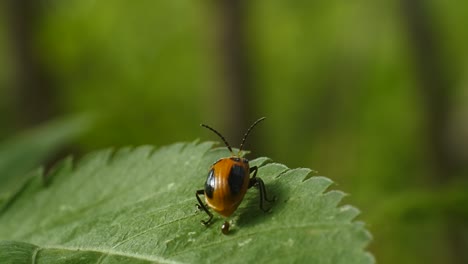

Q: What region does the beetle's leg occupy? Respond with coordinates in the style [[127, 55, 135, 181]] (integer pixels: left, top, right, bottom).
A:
[[249, 166, 258, 181], [196, 189, 213, 226], [248, 166, 275, 212]]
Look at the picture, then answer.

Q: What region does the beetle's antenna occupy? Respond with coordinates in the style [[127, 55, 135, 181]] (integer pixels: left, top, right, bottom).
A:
[[201, 123, 233, 154], [238, 117, 266, 155]]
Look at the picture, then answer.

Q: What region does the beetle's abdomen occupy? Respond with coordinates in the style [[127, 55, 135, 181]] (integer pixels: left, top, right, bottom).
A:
[[204, 158, 250, 217]]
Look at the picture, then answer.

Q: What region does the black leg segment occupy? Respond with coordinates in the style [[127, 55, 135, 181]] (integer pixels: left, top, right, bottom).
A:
[[196, 189, 213, 225], [248, 166, 275, 212]]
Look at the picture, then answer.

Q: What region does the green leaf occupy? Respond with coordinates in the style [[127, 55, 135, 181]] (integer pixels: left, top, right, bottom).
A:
[[0, 142, 373, 263], [0, 116, 91, 209]]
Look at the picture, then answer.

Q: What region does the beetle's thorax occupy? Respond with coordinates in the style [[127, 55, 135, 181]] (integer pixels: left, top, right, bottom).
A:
[[212, 156, 249, 166]]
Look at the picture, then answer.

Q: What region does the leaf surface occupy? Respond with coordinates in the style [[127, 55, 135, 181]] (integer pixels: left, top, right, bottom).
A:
[[0, 116, 90, 209], [0, 142, 373, 263]]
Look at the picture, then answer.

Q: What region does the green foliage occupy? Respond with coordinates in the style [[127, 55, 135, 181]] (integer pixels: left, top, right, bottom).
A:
[[0, 116, 90, 209], [0, 142, 372, 263], [2, 1, 465, 263], [36, 0, 212, 150]]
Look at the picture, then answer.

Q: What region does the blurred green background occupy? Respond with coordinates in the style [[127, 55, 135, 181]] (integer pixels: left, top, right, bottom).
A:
[[1, 0, 467, 263]]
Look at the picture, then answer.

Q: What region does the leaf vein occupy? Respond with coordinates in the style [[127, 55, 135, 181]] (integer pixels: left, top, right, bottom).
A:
[[112, 213, 197, 249], [35, 245, 184, 264]]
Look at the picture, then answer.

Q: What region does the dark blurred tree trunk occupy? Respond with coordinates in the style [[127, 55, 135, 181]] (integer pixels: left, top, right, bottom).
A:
[[6, 0, 57, 129], [400, 0, 466, 263], [400, 0, 457, 181], [6, 0, 67, 174], [214, 0, 256, 148]]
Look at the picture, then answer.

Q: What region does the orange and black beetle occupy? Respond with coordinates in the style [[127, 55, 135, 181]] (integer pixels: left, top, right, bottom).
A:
[[196, 117, 274, 234]]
